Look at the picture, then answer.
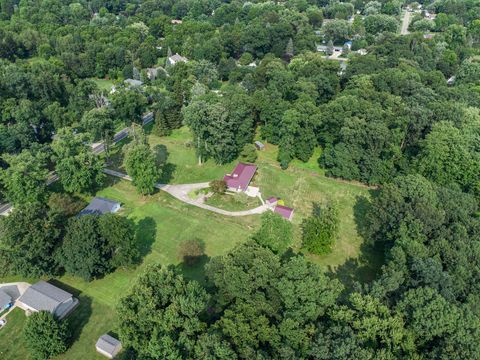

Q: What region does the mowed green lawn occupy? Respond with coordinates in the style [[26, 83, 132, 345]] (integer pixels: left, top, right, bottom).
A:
[[0, 127, 382, 359]]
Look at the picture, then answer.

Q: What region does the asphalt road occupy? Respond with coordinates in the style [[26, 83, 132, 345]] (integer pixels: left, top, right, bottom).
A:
[[400, 10, 411, 35]]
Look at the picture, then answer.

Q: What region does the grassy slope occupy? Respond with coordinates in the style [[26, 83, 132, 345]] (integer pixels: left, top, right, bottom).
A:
[[0, 127, 382, 360]]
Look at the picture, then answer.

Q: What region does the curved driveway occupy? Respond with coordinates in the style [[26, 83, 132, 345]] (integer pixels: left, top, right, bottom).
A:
[[103, 169, 269, 217]]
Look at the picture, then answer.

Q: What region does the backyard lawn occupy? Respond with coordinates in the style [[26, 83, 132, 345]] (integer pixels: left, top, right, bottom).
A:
[[90, 78, 115, 92], [0, 127, 382, 359]]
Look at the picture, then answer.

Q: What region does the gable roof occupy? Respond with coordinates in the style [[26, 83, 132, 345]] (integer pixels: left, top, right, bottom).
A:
[[0, 289, 11, 309], [274, 205, 294, 220], [266, 197, 278, 205], [223, 163, 257, 191], [18, 281, 72, 313], [79, 197, 120, 216], [124, 79, 143, 87], [96, 334, 122, 355], [169, 53, 188, 63]]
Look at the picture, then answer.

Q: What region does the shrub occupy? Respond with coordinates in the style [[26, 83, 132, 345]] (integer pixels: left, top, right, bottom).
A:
[[24, 311, 69, 360], [209, 179, 227, 194]]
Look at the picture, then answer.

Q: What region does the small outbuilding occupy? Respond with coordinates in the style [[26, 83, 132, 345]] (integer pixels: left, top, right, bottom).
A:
[[266, 197, 278, 207], [254, 141, 265, 151], [79, 197, 121, 216], [274, 205, 295, 221], [96, 334, 122, 359]]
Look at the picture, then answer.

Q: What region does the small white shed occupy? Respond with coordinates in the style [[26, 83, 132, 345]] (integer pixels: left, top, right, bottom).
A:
[[96, 334, 122, 359]]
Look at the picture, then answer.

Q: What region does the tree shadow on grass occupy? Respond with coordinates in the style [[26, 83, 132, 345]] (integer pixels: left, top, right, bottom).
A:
[[154, 144, 176, 184], [177, 255, 211, 286], [326, 241, 385, 298], [47, 279, 93, 346], [159, 163, 176, 184], [135, 217, 157, 261], [325, 193, 385, 297]]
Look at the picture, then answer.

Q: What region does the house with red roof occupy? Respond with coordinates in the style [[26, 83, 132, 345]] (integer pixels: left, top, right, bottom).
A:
[[224, 163, 257, 193]]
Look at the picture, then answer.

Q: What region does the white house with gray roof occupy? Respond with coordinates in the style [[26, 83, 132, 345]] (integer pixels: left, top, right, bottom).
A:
[[167, 53, 188, 66], [17, 281, 78, 319], [96, 334, 122, 359]]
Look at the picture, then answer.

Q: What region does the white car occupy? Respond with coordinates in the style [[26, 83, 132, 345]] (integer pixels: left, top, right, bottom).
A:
[[0, 319, 6, 328]]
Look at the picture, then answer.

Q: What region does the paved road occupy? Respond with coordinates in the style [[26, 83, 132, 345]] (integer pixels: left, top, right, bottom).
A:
[[0, 112, 154, 216], [400, 10, 411, 35], [92, 112, 153, 155], [103, 169, 269, 217]]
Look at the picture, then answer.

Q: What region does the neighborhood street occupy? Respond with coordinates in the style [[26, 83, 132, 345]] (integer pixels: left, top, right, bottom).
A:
[[400, 10, 411, 35]]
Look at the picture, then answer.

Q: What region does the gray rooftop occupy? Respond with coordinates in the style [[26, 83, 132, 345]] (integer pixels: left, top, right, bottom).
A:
[[124, 79, 143, 87], [96, 334, 122, 355], [18, 281, 72, 313], [79, 197, 120, 216], [169, 54, 188, 62], [0, 285, 20, 301], [0, 289, 12, 309]]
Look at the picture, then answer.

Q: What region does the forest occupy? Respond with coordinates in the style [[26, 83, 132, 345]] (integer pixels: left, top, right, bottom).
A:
[[0, 0, 480, 358]]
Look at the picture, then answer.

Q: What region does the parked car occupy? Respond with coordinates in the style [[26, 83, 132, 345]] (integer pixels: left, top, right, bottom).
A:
[[0, 319, 6, 329]]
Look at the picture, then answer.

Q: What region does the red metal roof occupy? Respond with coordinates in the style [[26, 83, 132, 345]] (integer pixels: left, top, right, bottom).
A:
[[274, 205, 294, 220], [266, 197, 278, 204], [223, 163, 257, 191]]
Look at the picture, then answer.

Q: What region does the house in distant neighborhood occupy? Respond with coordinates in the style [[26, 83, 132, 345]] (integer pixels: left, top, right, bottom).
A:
[[17, 281, 78, 319], [96, 334, 122, 359], [124, 79, 143, 88], [79, 197, 121, 216], [274, 205, 295, 221], [255, 141, 265, 150], [447, 76, 456, 86], [0, 289, 12, 311], [224, 163, 257, 193], [357, 48, 368, 55], [146, 67, 164, 80], [167, 53, 188, 66], [171, 19, 183, 24]]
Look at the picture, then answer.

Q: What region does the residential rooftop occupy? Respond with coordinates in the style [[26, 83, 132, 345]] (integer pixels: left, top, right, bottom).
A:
[[224, 163, 257, 192], [79, 197, 121, 216]]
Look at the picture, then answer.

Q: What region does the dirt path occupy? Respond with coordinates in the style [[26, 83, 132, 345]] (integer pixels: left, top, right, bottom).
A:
[[103, 169, 269, 217]]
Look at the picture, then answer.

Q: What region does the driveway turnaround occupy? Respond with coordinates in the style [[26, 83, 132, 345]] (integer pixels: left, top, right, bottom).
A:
[[103, 169, 269, 217]]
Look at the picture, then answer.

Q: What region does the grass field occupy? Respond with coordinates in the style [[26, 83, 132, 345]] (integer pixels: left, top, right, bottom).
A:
[[205, 192, 262, 211], [90, 78, 115, 92], [0, 127, 382, 359]]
